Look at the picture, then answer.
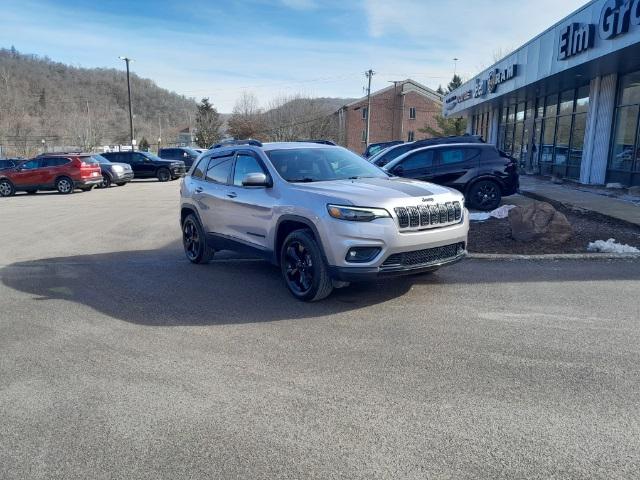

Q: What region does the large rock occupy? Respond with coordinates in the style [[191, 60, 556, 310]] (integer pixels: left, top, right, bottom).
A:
[[508, 201, 573, 244]]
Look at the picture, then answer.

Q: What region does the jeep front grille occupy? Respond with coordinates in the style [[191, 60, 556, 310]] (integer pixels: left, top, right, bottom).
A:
[[394, 201, 462, 230], [382, 242, 465, 269]]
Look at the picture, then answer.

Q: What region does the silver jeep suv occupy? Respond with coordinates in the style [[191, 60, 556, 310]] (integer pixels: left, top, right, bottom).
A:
[[180, 141, 469, 301]]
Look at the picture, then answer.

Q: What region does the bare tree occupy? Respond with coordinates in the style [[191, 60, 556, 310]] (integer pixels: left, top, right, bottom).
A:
[[227, 92, 266, 140]]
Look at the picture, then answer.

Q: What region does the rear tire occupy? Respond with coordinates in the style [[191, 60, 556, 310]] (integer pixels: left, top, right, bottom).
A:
[[55, 176, 74, 194], [280, 229, 333, 302], [468, 180, 501, 211], [157, 168, 171, 182], [100, 174, 112, 189], [0, 179, 15, 197], [182, 214, 214, 264]]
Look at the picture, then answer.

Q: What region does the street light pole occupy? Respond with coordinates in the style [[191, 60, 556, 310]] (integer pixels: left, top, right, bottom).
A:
[[119, 56, 135, 151]]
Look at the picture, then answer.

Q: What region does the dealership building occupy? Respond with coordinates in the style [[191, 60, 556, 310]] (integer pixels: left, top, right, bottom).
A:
[[444, 0, 640, 187]]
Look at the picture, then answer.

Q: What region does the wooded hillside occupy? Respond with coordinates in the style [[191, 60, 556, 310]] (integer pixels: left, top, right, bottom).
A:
[[0, 47, 197, 156]]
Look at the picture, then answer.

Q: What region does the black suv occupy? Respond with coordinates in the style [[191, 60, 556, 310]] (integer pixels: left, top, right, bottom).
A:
[[101, 151, 186, 181], [363, 140, 403, 158], [158, 147, 201, 169], [382, 143, 519, 211], [370, 135, 485, 167]]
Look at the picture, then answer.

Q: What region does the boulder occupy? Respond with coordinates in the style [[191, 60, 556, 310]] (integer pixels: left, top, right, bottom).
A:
[[508, 201, 573, 244], [606, 182, 625, 190]]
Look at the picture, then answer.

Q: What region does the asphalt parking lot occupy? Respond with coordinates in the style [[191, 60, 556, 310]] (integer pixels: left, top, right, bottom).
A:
[[1, 181, 639, 479]]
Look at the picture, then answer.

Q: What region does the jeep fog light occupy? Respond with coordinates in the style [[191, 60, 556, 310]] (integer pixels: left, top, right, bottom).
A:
[[346, 247, 381, 263]]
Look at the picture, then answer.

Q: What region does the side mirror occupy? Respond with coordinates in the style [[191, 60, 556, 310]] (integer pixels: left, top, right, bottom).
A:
[[242, 172, 270, 187], [392, 165, 404, 176]]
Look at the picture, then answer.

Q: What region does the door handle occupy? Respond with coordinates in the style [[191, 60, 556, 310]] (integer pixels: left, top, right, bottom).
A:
[[195, 187, 203, 193], [227, 192, 237, 198]]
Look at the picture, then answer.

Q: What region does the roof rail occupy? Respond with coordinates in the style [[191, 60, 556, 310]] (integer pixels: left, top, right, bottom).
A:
[[293, 139, 337, 146], [210, 139, 263, 149], [36, 151, 86, 156]]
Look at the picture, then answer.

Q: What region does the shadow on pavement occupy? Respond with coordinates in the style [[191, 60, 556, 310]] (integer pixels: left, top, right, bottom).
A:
[[1, 241, 638, 326]]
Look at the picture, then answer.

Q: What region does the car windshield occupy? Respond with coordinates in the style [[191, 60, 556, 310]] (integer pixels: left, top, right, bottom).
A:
[[267, 147, 388, 183], [92, 154, 111, 164]]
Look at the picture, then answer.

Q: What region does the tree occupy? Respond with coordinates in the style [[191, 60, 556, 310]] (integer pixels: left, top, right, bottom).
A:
[[447, 74, 463, 93], [436, 85, 445, 96], [227, 92, 265, 140], [194, 98, 223, 148], [419, 115, 467, 138], [139, 137, 150, 151]]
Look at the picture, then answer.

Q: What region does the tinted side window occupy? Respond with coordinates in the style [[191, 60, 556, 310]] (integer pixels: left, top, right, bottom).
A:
[[162, 149, 177, 159], [131, 153, 147, 164], [401, 150, 434, 171], [205, 157, 233, 184], [233, 154, 265, 186], [192, 156, 207, 179], [440, 149, 463, 165], [20, 159, 40, 170]]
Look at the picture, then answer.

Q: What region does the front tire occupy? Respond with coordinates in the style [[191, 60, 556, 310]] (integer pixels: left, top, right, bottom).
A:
[[182, 214, 214, 264], [0, 179, 15, 197], [157, 168, 171, 182], [280, 229, 333, 302], [55, 176, 74, 194], [100, 174, 112, 189], [468, 180, 501, 211]]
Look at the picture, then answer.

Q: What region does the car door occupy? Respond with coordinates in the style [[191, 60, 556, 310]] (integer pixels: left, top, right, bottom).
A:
[[390, 150, 435, 182], [431, 147, 480, 189], [196, 152, 236, 237], [226, 150, 275, 250], [11, 159, 43, 187], [39, 157, 69, 186]]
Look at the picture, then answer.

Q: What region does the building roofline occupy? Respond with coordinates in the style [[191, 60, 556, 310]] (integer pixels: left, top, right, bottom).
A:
[[341, 79, 442, 109]]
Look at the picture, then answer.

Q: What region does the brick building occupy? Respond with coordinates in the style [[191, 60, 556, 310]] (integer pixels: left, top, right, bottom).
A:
[[336, 79, 442, 154]]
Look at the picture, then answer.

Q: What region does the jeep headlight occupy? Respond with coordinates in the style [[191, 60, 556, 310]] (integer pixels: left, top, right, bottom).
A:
[[112, 165, 124, 173], [327, 204, 391, 222]]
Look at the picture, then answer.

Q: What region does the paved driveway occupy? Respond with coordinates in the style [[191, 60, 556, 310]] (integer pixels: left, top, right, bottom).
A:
[[1, 181, 639, 479]]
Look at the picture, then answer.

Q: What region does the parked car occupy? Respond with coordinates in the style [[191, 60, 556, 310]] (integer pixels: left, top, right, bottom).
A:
[[363, 140, 403, 158], [0, 158, 22, 171], [158, 147, 200, 169], [92, 154, 134, 188], [369, 135, 485, 167], [101, 150, 186, 181], [180, 140, 468, 301], [382, 143, 519, 211], [0, 154, 102, 197]]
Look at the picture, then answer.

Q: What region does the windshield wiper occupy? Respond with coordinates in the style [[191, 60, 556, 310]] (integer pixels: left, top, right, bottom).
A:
[[289, 177, 315, 183]]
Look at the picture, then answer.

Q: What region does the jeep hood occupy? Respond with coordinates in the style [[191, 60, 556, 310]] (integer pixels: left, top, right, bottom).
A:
[[290, 177, 460, 205]]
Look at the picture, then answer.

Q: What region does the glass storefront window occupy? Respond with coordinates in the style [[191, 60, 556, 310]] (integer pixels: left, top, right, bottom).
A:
[[536, 98, 544, 118], [554, 115, 572, 170], [611, 105, 639, 171], [514, 122, 524, 163], [540, 117, 556, 174], [545, 94, 558, 117], [516, 102, 525, 122], [576, 86, 590, 113], [568, 113, 587, 179], [559, 90, 575, 115], [504, 123, 514, 154], [507, 106, 516, 123], [619, 71, 640, 106]]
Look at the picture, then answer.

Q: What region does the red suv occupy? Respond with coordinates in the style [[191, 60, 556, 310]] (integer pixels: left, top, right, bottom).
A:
[[0, 154, 103, 197]]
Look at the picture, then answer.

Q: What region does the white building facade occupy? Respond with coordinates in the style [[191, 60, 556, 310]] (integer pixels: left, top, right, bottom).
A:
[[444, 0, 640, 187]]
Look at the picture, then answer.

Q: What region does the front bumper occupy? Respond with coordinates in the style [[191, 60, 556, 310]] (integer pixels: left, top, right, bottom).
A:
[[171, 166, 186, 178], [329, 244, 466, 282], [113, 171, 134, 182]]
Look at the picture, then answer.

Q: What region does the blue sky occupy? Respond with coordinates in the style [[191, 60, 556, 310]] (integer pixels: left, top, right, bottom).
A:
[[1, 0, 587, 112]]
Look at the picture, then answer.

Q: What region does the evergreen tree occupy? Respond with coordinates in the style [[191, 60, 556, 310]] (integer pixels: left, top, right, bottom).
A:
[[139, 137, 150, 151], [447, 74, 463, 93], [419, 115, 467, 138], [194, 98, 223, 148], [436, 85, 445, 96]]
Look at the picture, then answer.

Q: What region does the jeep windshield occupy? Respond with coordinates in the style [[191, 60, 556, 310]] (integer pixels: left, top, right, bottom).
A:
[[267, 147, 388, 183]]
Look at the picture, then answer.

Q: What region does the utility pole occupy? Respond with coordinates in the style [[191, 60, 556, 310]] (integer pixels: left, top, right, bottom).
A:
[[86, 100, 92, 150], [119, 56, 135, 151], [365, 69, 375, 147]]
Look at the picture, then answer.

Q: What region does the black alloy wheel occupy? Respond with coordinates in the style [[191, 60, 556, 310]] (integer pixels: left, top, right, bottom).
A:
[[280, 230, 333, 301], [469, 180, 501, 211], [157, 168, 171, 182], [182, 214, 214, 264], [100, 174, 112, 188]]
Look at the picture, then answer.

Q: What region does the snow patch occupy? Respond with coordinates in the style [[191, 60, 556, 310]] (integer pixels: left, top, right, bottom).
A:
[[469, 204, 517, 222], [587, 238, 640, 254]]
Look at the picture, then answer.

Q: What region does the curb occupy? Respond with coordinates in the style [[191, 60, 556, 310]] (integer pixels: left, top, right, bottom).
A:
[[519, 189, 640, 229], [468, 252, 640, 260]]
